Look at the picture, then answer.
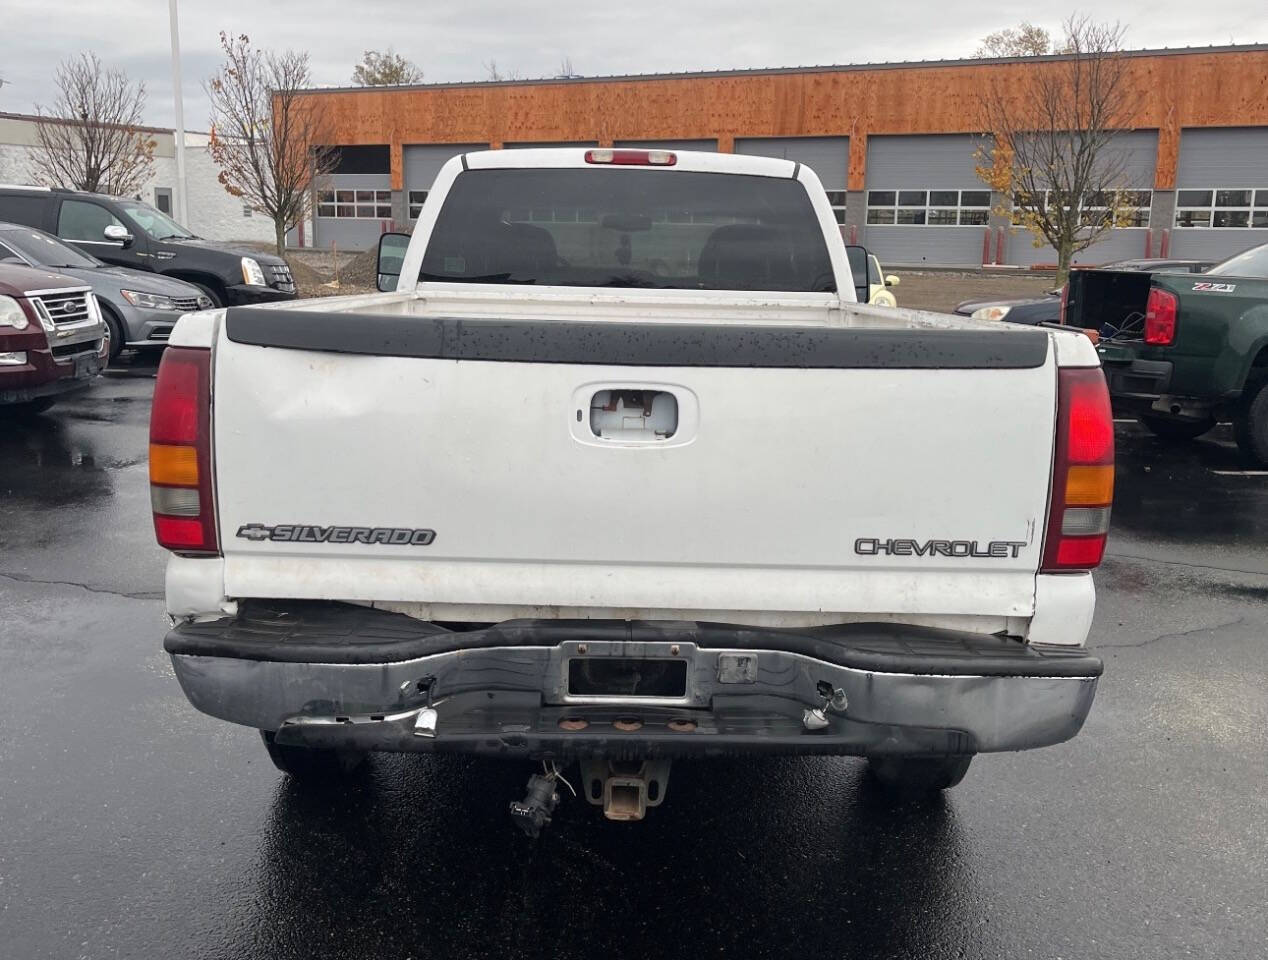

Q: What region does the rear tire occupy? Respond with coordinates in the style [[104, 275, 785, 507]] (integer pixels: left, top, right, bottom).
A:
[[1234, 380, 1268, 466], [866, 755, 972, 793], [260, 730, 366, 780], [1139, 414, 1215, 441]]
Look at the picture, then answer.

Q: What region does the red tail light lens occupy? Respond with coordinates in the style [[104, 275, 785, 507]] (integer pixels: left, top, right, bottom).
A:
[[1144, 288, 1177, 345], [584, 149, 677, 166], [150, 347, 218, 555], [1041, 367, 1114, 572]]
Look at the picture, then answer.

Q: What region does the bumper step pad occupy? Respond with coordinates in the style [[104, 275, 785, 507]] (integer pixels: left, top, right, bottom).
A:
[[166, 600, 1102, 678]]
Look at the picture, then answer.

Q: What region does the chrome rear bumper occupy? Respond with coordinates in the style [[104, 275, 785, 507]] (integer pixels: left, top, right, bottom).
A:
[[166, 602, 1100, 760]]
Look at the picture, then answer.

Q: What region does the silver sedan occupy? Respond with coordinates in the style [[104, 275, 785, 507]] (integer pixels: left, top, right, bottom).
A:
[[0, 222, 211, 360]]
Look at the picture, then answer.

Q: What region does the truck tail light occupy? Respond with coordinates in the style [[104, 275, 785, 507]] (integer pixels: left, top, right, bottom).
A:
[[1144, 288, 1177, 345], [150, 346, 218, 554], [584, 149, 677, 166], [1041, 367, 1114, 572]]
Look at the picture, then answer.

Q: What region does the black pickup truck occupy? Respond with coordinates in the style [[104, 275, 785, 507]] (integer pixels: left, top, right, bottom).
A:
[[1066, 243, 1268, 464]]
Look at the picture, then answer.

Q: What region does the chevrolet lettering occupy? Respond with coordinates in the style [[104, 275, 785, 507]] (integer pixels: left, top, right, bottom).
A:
[[854, 538, 1028, 558]]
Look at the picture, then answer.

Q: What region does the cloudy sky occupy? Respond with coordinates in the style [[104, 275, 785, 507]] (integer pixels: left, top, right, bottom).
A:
[[0, 0, 1258, 129]]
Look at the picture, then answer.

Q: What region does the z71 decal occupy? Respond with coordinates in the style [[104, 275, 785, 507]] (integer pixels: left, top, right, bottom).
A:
[[1193, 282, 1237, 293]]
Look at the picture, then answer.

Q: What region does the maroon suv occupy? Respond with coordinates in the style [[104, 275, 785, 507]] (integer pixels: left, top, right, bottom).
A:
[[0, 262, 109, 413]]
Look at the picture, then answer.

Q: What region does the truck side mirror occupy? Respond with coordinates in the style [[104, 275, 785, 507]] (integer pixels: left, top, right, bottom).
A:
[[103, 224, 133, 248], [843, 244, 870, 303], [377, 232, 410, 292]]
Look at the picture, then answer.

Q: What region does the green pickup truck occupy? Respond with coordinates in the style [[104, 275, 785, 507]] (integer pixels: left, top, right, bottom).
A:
[[1067, 242, 1268, 464]]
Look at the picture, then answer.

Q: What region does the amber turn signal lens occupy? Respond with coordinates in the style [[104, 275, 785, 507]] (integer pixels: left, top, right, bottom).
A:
[[1064, 464, 1114, 506], [149, 443, 199, 487]]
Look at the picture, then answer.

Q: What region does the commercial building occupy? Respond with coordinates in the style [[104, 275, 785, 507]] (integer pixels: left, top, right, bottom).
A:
[[0, 112, 275, 244], [293, 45, 1268, 265]]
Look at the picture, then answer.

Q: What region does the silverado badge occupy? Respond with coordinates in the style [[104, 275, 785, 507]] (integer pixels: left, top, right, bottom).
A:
[[236, 523, 436, 546]]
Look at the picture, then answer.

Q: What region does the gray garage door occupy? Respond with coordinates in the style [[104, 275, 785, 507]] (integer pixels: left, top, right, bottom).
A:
[[733, 137, 848, 189], [1171, 128, 1268, 261], [313, 172, 392, 252], [614, 139, 717, 152], [1009, 130, 1158, 268], [403, 143, 487, 221], [863, 134, 987, 265]]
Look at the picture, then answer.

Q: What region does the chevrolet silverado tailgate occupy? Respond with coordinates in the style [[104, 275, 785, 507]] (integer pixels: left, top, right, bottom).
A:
[[211, 309, 1058, 620]]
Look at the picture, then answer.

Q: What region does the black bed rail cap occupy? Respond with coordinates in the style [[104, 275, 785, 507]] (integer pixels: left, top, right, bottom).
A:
[[224, 308, 1050, 369]]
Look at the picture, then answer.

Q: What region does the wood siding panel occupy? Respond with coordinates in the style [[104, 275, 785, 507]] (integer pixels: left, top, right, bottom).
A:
[[296, 51, 1268, 195]]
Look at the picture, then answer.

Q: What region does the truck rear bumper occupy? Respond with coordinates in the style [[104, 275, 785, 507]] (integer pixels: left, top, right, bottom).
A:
[[166, 601, 1101, 760], [1101, 357, 1172, 402]]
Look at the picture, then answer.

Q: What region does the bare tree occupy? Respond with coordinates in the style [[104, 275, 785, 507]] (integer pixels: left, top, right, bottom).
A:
[[30, 53, 156, 195], [352, 48, 423, 86], [207, 33, 335, 257], [975, 16, 1143, 283], [973, 22, 1059, 58], [484, 60, 524, 82], [554, 56, 580, 79]]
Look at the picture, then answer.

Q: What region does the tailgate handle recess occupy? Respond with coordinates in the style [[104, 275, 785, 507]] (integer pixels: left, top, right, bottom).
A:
[[587, 389, 678, 441]]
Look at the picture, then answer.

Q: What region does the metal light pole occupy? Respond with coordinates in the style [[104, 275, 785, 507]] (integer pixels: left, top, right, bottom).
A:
[[168, 0, 189, 226]]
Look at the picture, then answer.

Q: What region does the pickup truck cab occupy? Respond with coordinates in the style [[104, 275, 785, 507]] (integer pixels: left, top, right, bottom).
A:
[[0, 262, 109, 414], [154, 149, 1110, 831], [1068, 242, 1268, 462]]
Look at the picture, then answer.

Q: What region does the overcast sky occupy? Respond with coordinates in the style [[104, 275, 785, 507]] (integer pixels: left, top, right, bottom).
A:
[[0, 0, 1259, 130]]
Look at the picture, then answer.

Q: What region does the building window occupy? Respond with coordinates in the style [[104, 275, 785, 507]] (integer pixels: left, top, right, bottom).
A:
[[408, 190, 428, 219], [506, 207, 600, 224], [242, 206, 253, 218], [1010, 190, 1151, 228], [154, 188, 173, 215], [1080, 189, 1153, 228], [316, 189, 392, 219], [866, 189, 992, 226], [824, 191, 846, 225], [1175, 189, 1268, 228]]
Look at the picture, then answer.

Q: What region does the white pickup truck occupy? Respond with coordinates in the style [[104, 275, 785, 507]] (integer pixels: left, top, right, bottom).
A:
[[152, 148, 1112, 834]]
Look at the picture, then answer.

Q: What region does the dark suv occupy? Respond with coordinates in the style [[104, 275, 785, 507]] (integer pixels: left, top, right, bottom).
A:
[[0, 186, 296, 307]]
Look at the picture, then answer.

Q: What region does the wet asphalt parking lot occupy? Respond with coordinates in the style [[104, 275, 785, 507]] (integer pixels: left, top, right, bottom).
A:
[[1, 357, 1265, 960]]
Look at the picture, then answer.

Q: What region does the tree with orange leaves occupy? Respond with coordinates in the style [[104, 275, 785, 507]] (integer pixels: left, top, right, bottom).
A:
[[206, 33, 336, 256]]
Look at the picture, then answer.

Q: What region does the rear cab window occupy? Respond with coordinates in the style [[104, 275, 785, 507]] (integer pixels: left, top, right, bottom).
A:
[[419, 168, 836, 293], [1206, 244, 1268, 278]]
